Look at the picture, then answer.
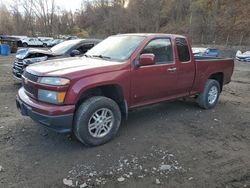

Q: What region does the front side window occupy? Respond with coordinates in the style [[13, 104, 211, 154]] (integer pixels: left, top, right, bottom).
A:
[[77, 43, 95, 54], [176, 38, 190, 62], [141, 38, 173, 64]]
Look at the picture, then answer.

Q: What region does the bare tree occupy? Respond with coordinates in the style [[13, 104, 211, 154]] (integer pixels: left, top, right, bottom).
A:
[[0, 4, 13, 34], [0, 0, 249, 45]]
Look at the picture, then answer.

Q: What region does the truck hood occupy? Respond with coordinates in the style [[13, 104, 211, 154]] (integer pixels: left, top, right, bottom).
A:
[[26, 57, 124, 77]]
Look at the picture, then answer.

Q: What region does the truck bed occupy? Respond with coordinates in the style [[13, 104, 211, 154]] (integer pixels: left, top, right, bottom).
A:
[[191, 58, 234, 94]]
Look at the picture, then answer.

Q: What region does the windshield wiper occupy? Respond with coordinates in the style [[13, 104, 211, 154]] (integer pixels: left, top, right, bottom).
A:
[[83, 54, 91, 57], [92, 55, 111, 59]]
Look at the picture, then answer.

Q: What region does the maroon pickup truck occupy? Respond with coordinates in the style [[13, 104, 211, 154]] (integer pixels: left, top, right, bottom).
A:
[[16, 34, 234, 146]]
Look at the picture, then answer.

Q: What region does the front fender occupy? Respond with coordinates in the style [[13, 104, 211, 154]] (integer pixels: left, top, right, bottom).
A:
[[64, 70, 130, 105]]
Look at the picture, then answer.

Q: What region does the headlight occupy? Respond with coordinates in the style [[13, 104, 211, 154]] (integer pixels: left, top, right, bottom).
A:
[[38, 89, 66, 104], [40, 77, 70, 86]]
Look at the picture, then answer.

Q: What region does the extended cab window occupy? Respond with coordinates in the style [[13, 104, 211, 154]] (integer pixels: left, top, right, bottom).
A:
[[141, 39, 173, 64], [176, 38, 190, 62]]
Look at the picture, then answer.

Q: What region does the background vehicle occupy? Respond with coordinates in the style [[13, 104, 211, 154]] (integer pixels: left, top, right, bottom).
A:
[[236, 50, 250, 62], [16, 34, 234, 146], [38, 37, 53, 41], [203, 48, 220, 57], [13, 39, 101, 80], [21, 38, 44, 47], [41, 38, 65, 47], [51, 39, 64, 46], [40, 38, 55, 47], [66, 36, 78, 40], [192, 47, 219, 57], [192, 47, 207, 56]]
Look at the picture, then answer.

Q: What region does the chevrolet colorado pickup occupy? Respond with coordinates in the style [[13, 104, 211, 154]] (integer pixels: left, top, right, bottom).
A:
[[16, 34, 234, 146]]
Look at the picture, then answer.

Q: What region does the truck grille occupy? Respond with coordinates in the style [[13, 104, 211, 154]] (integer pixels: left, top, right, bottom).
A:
[[23, 71, 39, 82], [22, 71, 38, 97], [12, 59, 25, 79]]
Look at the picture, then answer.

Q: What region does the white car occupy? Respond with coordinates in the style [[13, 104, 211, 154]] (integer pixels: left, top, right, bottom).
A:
[[52, 39, 64, 46], [40, 39, 55, 47], [21, 38, 44, 47], [236, 51, 250, 62], [192, 47, 208, 56]]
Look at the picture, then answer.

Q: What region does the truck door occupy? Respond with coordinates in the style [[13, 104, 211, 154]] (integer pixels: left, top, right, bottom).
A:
[[175, 38, 196, 95], [131, 38, 179, 105]]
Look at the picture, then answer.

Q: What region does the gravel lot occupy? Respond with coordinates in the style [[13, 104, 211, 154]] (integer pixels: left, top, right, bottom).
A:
[[0, 54, 249, 188]]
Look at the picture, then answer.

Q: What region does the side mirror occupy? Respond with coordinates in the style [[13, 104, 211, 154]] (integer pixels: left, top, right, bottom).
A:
[[70, 50, 80, 57], [138, 53, 155, 67]]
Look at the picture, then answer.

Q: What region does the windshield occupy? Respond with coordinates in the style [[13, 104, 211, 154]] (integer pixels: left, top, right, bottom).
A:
[[50, 40, 80, 55], [85, 35, 145, 61], [210, 49, 217, 52]]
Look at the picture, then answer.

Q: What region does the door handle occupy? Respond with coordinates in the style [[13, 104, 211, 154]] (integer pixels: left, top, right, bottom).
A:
[[167, 67, 177, 72]]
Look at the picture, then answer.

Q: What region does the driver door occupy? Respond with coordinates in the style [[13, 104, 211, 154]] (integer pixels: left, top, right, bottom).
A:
[[131, 38, 179, 106]]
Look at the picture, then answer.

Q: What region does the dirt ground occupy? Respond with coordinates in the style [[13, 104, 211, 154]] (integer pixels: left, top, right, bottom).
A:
[[0, 54, 249, 188]]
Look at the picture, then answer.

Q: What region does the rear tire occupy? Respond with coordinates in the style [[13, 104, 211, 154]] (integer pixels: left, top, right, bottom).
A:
[[197, 79, 221, 109], [74, 96, 121, 146]]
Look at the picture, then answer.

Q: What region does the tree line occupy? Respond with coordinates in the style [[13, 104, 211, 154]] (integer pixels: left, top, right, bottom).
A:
[[0, 0, 249, 45]]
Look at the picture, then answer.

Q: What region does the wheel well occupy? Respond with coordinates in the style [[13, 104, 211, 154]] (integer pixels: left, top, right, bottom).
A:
[[209, 72, 224, 91], [76, 85, 127, 118]]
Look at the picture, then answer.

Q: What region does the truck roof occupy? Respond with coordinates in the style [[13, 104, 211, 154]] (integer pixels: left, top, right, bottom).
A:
[[116, 33, 187, 38]]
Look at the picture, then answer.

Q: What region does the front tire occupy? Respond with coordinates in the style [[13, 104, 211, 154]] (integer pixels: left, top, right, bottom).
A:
[[197, 79, 221, 109], [74, 96, 121, 146]]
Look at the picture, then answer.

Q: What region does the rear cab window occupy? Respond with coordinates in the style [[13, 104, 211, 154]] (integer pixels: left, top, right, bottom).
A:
[[176, 38, 190, 63]]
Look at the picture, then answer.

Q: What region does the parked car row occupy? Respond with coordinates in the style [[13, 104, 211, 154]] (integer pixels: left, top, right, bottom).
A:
[[21, 37, 65, 47], [14, 33, 234, 146], [0, 35, 71, 48]]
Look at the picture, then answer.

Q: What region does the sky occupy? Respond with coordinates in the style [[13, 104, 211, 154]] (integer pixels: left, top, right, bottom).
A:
[[54, 0, 83, 11], [1, 0, 83, 11]]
